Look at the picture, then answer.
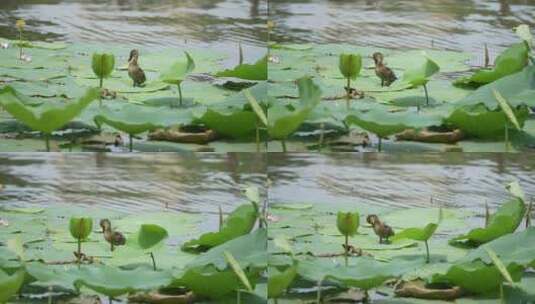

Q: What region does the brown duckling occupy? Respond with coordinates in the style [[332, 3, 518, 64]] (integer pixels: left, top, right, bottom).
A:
[[372, 52, 397, 87], [367, 214, 395, 244], [100, 219, 126, 251], [128, 49, 146, 87]]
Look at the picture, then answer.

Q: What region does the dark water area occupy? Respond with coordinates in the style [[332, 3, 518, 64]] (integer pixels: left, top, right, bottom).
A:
[[0, 0, 267, 60], [0, 153, 266, 214], [269, 153, 535, 213], [269, 0, 535, 57]]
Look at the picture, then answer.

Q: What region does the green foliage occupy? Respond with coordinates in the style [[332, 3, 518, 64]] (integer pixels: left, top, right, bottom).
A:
[[338, 53, 362, 80], [91, 53, 115, 82], [182, 203, 258, 252], [268, 264, 297, 299], [402, 54, 440, 87], [69, 217, 93, 241], [268, 77, 322, 140], [0, 86, 99, 134], [336, 212, 359, 237], [134, 224, 169, 250], [454, 43, 529, 87], [215, 55, 267, 81], [159, 52, 195, 85], [0, 269, 25, 303]]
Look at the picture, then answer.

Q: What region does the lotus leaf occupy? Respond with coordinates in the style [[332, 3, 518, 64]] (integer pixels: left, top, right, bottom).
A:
[[132, 224, 168, 250], [159, 51, 195, 85], [215, 55, 267, 81], [268, 264, 297, 299], [182, 203, 258, 252], [268, 77, 322, 140], [450, 197, 525, 246], [0, 269, 25, 303], [0, 86, 99, 134], [74, 265, 173, 297], [454, 43, 529, 87], [402, 55, 440, 87]]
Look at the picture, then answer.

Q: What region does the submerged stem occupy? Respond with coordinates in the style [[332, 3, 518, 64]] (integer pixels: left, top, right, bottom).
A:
[[281, 140, 287, 153], [44, 133, 51, 152], [129, 134, 133, 152], [178, 84, 183, 107], [316, 279, 322, 304], [378, 137, 382, 152], [150, 252, 157, 271], [423, 83, 430, 106], [526, 198, 533, 228], [346, 77, 351, 110], [237, 289, 241, 304], [256, 122, 260, 153], [425, 240, 430, 263], [318, 122, 325, 152], [504, 123, 509, 152], [344, 234, 349, 266]]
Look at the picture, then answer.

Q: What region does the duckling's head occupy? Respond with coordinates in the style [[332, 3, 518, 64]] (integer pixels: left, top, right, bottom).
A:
[[100, 219, 112, 232], [372, 52, 384, 65], [366, 214, 379, 225], [128, 49, 140, 63]]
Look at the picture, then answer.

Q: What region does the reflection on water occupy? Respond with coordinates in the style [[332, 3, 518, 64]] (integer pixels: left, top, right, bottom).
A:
[[269, 0, 535, 55], [269, 153, 535, 213], [0, 0, 267, 57], [0, 153, 266, 214]]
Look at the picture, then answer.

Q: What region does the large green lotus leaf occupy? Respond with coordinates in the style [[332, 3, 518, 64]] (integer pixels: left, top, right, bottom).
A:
[[160, 52, 195, 85], [446, 103, 530, 139], [0, 269, 25, 302], [196, 82, 267, 139], [74, 265, 173, 297], [9, 39, 68, 50], [0, 86, 99, 134], [431, 260, 524, 295], [26, 263, 79, 291], [386, 49, 472, 73], [268, 264, 297, 299], [114, 212, 199, 236], [75, 76, 169, 93], [346, 105, 444, 138], [187, 229, 267, 271], [401, 55, 440, 87], [215, 55, 267, 81], [129, 81, 232, 105], [297, 256, 422, 290], [503, 276, 535, 303], [93, 103, 194, 135], [456, 65, 535, 109], [268, 78, 322, 140], [129, 224, 169, 251], [391, 223, 438, 242], [383, 208, 469, 234], [0, 67, 65, 82], [182, 203, 258, 252], [458, 228, 535, 267], [454, 42, 529, 87], [130, 48, 226, 74], [450, 198, 525, 246]]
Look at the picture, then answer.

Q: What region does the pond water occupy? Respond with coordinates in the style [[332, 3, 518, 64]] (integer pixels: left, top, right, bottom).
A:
[[269, 153, 535, 213], [270, 0, 535, 57], [0, 153, 266, 215], [0, 0, 267, 60]]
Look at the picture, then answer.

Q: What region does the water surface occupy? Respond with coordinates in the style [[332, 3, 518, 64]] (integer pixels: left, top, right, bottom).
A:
[[269, 153, 535, 213], [0, 153, 266, 214], [269, 0, 535, 57]]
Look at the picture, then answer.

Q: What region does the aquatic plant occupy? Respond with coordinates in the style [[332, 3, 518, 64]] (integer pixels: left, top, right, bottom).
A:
[[224, 250, 253, 304], [338, 53, 362, 109], [69, 217, 93, 265], [215, 55, 268, 81], [92, 53, 115, 89], [336, 211, 359, 265], [131, 224, 169, 270], [401, 54, 440, 110], [0, 269, 25, 303], [493, 89, 521, 152], [391, 209, 442, 263], [15, 19, 25, 60], [160, 52, 195, 107]]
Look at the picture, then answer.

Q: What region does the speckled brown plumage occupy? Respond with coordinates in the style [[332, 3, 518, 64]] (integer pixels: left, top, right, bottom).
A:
[[372, 52, 397, 87]]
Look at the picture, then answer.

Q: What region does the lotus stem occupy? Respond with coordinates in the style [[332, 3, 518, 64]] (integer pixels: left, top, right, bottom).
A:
[[281, 140, 287, 153], [346, 77, 351, 110], [219, 205, 224, 232], [129, 134, 133, 152], [178, 84, 183, 107], [109, 297, 113, 304], [423, 83, 430, 106], [237, 289, 241, 304], [484, 43, 490, 68], [526, 198, 533, 228], [378, 137, 382, 152], [316, 279, 322, 303], [504, 123, 509, 152], [150, 252, 157, 271], [318, 122, 325, 152], [274, 299, 279, 304], [48, 287, 52, 304], [18, 31, 23, 60], [45, 134, 51, 152], [485, 201, 490, 228], [256, 122, 260, 153], [424, 240, 430, 263], [344, 234, 349, 266]]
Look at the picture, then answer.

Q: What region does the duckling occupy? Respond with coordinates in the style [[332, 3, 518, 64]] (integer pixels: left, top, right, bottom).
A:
[[99, 219, 126, 251], [372, 52, 397, 87], [367, 214, 395, 244], [128, 49, 146, 87]]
